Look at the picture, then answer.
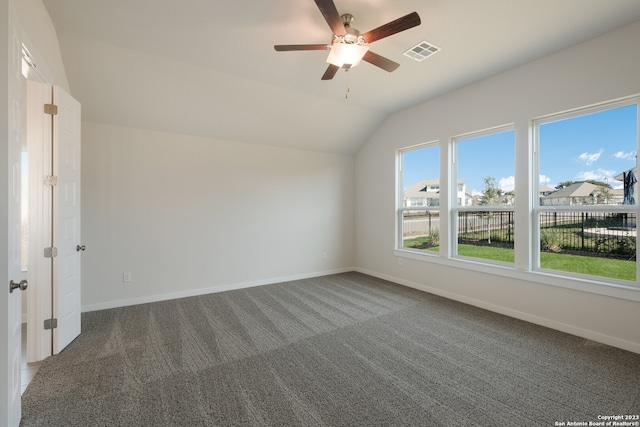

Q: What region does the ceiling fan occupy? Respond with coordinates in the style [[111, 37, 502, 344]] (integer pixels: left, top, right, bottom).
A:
[[274, 0, 421, 80]]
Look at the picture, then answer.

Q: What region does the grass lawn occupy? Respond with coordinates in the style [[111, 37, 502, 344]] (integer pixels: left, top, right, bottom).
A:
[[540, 251, 635, 281], [403, 239, 636, 281], [457, 244, 514, 263]]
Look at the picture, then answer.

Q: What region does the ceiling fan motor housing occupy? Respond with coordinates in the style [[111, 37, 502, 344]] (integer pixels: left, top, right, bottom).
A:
[[344, 27, 361, 43], [341, 14, 361, 42]]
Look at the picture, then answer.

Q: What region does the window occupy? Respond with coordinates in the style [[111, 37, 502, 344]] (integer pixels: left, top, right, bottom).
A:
[[535, 101, 638, 282], [398, 142, 440, 254], [454, 127, 515, 264], [395, 95, 640, 295]]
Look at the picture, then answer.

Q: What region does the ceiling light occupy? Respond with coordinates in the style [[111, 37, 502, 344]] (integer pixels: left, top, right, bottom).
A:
[[326, 42, 369, 68]]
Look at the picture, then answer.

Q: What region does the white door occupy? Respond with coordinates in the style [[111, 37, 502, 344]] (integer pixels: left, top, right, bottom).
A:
[[52, 85, 81, 353], [25, 82, 81, 360], [26, 79, 53, 363], [2, 5, 26, 425]]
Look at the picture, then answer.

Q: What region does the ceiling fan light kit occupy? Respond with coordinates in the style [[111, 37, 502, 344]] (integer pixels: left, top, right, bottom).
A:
[[326, 37, 369, 68], [274, 0, 421, 81]]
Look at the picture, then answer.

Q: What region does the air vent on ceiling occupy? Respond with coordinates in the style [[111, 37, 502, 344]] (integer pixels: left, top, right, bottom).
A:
[[403, 41, 441, 62]]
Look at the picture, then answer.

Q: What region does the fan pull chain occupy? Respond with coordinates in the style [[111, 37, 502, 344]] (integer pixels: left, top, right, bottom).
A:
[[345, 69, 350, 99]]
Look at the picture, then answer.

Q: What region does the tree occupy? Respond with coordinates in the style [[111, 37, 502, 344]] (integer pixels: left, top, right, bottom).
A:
[[594, 185, 613, 205], [479, 177, 504, 206], [555, 180, 575, 190], [478, 177, 503, 244]]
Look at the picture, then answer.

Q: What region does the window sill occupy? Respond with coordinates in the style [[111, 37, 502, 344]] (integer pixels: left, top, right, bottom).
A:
[[394, 248, 640, 303]]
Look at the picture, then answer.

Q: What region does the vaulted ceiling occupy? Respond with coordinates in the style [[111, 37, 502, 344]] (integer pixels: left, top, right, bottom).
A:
[[43, 0, 640, 154]]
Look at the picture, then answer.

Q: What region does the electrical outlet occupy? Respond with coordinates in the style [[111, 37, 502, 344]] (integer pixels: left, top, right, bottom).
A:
[[123, 272, 132, 282], [322, 252, 327, 260]]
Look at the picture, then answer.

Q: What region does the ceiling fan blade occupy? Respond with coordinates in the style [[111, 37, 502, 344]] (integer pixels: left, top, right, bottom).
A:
[[321, 64, 340, 80], [274, 44, 330, 52], [362, 12, 421, 43], [314, 0, 346, 35], [363, 51, 400, 72]]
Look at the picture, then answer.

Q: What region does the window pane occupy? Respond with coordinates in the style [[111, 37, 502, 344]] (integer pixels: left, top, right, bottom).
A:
[[456, 130, 515, 206], [402, 210, 440, 252], [400, 144, 439, 252], [539, 105, 638, 206], [455, 129, 515, 264], [457, 210, 514, 263], [539, 211, 636, 281], [537, 103, 638, 282]]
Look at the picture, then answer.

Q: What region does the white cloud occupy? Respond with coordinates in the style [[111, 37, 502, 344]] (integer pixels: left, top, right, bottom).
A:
[[577, 149, 604, 166], [499, 176, 515, 192], [575, 168, 616, 182], [613, 150, 636, 159], [539, 174, 553, 187]]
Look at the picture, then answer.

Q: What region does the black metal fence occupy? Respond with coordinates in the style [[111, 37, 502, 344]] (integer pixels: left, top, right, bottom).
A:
[[455, 211, 636, 259], [538, 211, 636, 259], [457, 211, 514, 247]]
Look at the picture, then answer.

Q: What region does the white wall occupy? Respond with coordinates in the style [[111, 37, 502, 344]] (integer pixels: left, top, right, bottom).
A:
[[81, 122, 355, 310], [355, 20, 640, 353], [14, 0, 69, 90]]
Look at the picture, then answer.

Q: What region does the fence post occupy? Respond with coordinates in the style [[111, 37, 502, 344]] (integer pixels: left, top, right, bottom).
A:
[[581, 212, 585, 250]]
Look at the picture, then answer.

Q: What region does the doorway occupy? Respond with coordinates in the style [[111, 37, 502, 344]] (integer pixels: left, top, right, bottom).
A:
[[20, 46, 82, 370]]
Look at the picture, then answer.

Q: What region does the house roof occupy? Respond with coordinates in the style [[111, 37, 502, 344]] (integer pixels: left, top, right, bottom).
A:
[[539, 185, 556, 193], [543, 182, 598, 199], [41, 1, 640, 154], [405, 178, 470, 198], [614, 167, 638, 181], [405, 180, 438, 198]]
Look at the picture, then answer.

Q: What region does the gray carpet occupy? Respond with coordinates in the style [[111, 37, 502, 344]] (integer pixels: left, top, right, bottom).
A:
[[20, 272, 640, 426]]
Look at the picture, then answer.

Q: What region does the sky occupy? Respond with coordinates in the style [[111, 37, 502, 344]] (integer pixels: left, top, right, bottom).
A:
[[403, 104, 638, 196]]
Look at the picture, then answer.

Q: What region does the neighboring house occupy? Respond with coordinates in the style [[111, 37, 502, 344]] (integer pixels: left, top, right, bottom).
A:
[[539, 185, 556, 197], [541, 182, 621, 206], [404, 179, 470, 207], [609, 188, 625, 205]]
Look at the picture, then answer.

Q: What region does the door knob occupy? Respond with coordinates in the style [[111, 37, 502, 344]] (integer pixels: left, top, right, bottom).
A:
[[76, 244, 86, 252], [9, 279, 28, 293]]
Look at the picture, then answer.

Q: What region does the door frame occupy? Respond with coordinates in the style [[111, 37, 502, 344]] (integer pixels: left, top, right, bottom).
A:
[[2, 1, 26, 425]]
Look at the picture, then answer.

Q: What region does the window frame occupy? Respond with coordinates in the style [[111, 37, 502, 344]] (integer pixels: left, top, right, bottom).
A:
[[397, 141, 440, 256], [451, 125, 515, 264], [532, 97, 640, 282]]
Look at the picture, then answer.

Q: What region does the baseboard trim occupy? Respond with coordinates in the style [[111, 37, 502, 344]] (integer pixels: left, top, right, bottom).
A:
[[355, 267, 640, 355], [81, 267, 355, 313]]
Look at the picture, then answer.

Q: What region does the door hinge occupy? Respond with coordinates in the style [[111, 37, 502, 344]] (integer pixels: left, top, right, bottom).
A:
[[44, 247, 58, 258], [44, 103, 58, 115], [44, 318, 58, 330], [44, 175, 58, 186]]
